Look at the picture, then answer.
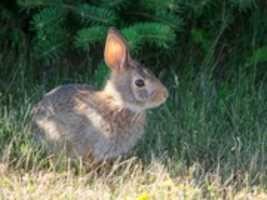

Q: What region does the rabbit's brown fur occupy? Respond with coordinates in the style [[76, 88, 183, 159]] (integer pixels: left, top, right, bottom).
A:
[[31, 28, 168, 161]]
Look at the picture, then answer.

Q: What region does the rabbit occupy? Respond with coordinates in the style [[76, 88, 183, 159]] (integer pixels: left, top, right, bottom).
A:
[[31, 27, 168, 162]]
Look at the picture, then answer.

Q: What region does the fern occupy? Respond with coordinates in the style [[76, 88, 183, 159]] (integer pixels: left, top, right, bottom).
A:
[[137, 0, 183, 31], [96, 0, 131, 10], [122, 23, 176, 52], [17, 0, 63, 8], [75, 26, 107, 49], [230, 0, 257, 12], [31, 6, 65, 29], [74, 4, 117, 25], [141, 0, 175, 11], [31, 7, 68, 63], [1, 0, 266, 79], [154, 10, 183, 31]]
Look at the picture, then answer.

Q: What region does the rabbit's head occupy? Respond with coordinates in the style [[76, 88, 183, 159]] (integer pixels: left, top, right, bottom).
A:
[[103, 28, 168, 112]]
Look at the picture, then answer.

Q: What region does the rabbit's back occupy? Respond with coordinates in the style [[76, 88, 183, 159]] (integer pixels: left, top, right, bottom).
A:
[[32, 84, 146, 161]]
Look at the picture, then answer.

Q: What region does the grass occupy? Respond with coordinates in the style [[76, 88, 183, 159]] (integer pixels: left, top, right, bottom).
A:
[[0, 159, 267, 200], [0, 54, 267, 199]]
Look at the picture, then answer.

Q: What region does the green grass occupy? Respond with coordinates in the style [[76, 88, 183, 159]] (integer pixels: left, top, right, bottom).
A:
[[139, 69, 267, 183], [0, 55, 267, 198]]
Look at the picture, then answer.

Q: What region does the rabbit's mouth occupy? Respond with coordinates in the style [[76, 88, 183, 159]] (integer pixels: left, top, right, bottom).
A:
[[127, 89, 168, 112]]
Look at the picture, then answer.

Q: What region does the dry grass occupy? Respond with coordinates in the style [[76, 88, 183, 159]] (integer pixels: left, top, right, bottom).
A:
[[0, 159, 266, 200]]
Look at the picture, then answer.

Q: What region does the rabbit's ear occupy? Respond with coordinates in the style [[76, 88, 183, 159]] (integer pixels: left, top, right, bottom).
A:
[[104, 28, 128, 71]]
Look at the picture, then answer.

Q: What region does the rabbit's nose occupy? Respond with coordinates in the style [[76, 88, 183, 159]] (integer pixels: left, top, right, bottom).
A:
[[152, 87, 168, 103]]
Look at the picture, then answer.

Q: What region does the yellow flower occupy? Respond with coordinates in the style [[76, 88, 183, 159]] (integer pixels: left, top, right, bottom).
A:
[[136, 192, 150, 200]]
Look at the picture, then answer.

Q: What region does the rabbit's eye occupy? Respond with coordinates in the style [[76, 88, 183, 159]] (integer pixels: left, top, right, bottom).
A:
[[135, 79, 145, 87]]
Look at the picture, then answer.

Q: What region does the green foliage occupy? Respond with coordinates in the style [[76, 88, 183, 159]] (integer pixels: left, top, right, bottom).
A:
[[75, 4, 117, 25], [0, 0, 266, 79], [0, 6, 26, 52], [191, 28, 211, 54], [230, 0, 257, 12], [17, 0, 64, 8], [122, 23, 176, 51], [13, 0, 180, 66], [247, 46, 267, 65], [31, 6, 68, 63], [75, 26, 107, 49], [93, 62, 109, 87]]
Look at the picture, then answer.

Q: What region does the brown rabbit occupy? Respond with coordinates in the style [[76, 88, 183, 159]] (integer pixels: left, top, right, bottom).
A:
[[31, 28, 168, 162]]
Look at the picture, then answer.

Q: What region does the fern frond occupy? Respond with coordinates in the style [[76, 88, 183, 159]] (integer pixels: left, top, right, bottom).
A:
[[17, 0, 63, 9], [31, 6, 65, 29], [122, 23, 176, 52], [154, 10, 183, 31], [96, 0, 131, 10], [133, 0, 182, 31], [74, 4, 117, 25], [31, 7, 68, 63], [181, 0, 219, 17], [141, 0, 175, 11], [230, 0, 257, 12], [75, 26, 107, 49]]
